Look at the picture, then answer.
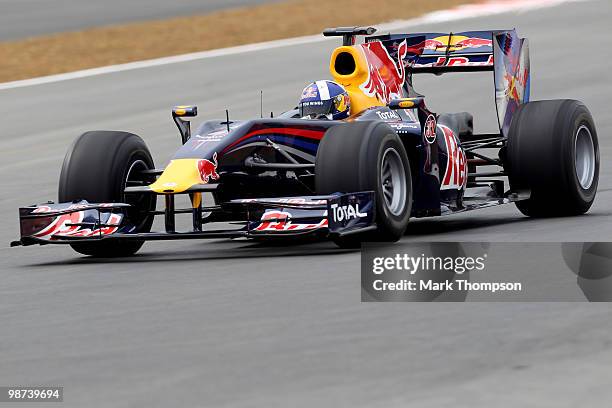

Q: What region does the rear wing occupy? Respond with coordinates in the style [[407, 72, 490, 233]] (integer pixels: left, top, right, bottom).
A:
[[366, 30, 530, 136], [367, 30, 496, 73]]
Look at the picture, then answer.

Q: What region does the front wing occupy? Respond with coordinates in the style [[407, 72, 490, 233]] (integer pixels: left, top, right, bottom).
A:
[[11, 192, 375, 247]]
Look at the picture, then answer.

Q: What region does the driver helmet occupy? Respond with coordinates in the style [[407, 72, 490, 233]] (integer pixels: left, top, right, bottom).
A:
[[299, 80, 350, 120]]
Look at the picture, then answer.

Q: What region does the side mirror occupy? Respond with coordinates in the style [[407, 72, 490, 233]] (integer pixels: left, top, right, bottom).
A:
[[388, 97, 425, 110], [172, 105, 198, 144], [173, 105, 198, 118]]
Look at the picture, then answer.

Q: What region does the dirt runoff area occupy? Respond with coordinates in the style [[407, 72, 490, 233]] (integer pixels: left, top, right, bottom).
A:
[[0, 0, 481, 83]]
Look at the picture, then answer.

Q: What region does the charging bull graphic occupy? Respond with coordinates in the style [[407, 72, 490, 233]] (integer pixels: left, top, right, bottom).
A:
[[406, 36, 492, 54], [360, 39, 408, 103], [198, 152, 220, 183]]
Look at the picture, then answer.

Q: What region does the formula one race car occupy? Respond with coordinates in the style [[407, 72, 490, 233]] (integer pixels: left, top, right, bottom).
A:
[[12, 27, 599, 256]]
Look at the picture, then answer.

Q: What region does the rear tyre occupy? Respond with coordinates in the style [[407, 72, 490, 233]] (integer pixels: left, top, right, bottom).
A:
[[505, 100, 599, 217], [59, 131, 155, 256], [316, 121, 412, 248]]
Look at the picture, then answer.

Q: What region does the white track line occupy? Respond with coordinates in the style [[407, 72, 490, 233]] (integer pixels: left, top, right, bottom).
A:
[[0, 0, 588, 91]]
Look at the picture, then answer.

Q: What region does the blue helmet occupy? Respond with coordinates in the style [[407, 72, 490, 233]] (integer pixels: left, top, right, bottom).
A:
[[299, 80, 350, 120]]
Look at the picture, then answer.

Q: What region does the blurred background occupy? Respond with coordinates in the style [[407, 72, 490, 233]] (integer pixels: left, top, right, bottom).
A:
[[0, 0, 478, 82], [0, 0, 279, 40]]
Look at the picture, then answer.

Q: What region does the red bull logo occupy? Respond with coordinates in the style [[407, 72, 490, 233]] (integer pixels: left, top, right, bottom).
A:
[[440, 125, 467, 190], [255, 210, 291, 231], [504, 66, 529, 103], [198, 152, 220, 183], [33, 211, 84, 238], [62, 214, 122, 238], [407, 36, 492, 54], [453, 37, 492, 49], [32, 211, 121, 239], [360, 39, 408, 103], [504, 72, 520, 102], [254, 210, 328, 232]]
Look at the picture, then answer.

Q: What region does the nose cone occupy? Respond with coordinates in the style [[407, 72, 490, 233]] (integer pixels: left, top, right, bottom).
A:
[[149, 159, 204, 193]]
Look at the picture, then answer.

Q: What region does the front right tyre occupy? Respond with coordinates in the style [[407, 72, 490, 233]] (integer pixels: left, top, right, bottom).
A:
[[58, 131, 155, 257]]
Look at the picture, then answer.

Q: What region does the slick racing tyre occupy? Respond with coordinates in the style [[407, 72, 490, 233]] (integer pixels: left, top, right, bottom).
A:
[[316, 121, 412, 248], [59, 131, 156, 256], [505, 100, 599, 217]]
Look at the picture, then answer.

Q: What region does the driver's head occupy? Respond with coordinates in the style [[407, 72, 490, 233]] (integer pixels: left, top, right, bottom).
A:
[[299, 80, 350, 120]]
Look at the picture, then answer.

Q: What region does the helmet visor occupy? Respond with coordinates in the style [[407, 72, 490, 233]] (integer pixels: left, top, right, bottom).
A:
[[299, 100, 334, 118]]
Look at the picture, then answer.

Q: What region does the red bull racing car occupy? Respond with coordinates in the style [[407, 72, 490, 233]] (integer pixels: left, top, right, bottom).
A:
[[12, 27, 599, 256]]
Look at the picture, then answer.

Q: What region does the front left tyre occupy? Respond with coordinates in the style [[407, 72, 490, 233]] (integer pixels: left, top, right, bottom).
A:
[[58, 131, 155, 257], [316, 121, 412, 248]]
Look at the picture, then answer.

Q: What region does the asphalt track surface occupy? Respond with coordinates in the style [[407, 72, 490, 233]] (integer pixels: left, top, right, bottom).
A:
[[0, 0, 277, 41], [1, 1, 612, 406]]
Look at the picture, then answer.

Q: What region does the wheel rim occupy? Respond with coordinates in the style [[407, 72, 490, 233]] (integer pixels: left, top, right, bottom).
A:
[[380, 147, 407, 216], [575, 125, 596, 190], [123, 159, 153, 228], [124, 159, 148, 193]]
